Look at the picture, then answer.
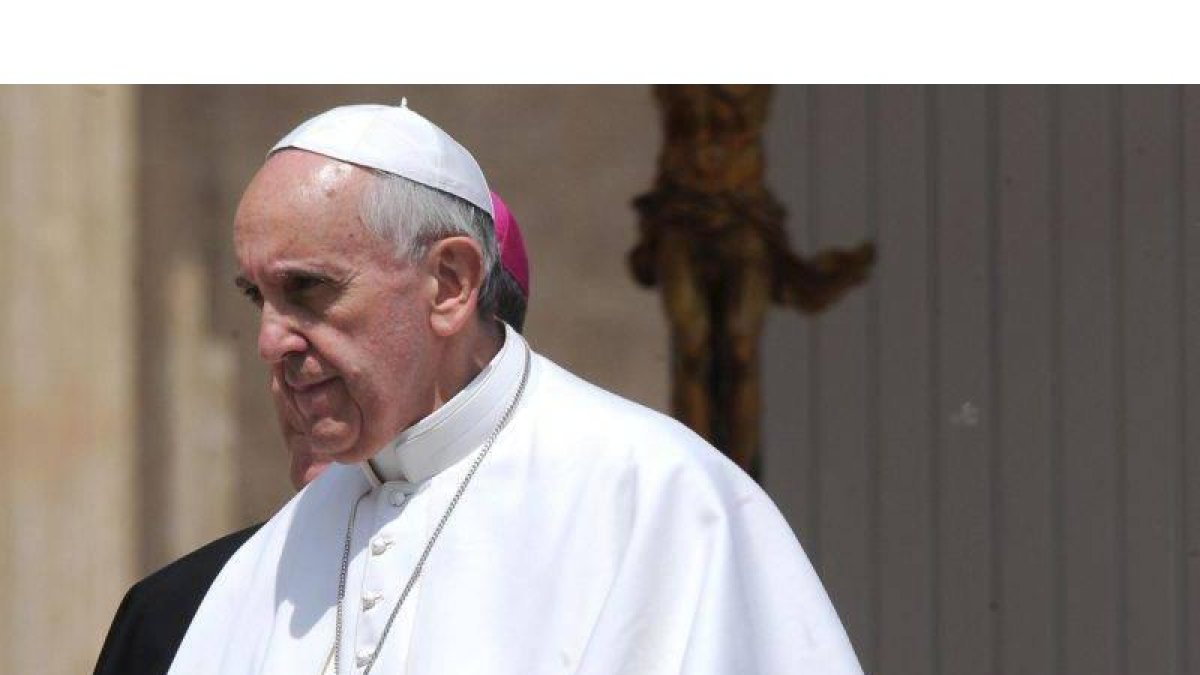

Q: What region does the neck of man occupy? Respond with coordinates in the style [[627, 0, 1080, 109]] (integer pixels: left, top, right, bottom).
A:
[[430, 316, 504, 411], [362, 317, 517, 486]]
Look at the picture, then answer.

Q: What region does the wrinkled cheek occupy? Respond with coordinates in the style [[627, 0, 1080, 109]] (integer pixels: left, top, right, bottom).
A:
[[270, 376, 304, 434]]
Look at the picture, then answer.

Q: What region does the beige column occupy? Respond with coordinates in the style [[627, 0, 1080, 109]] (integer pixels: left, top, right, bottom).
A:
[[0, 86, 137, 673], [135, 86, 240, 568]]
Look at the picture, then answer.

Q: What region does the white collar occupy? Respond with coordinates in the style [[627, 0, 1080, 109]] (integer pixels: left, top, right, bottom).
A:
[[362, 323, 526, 486]]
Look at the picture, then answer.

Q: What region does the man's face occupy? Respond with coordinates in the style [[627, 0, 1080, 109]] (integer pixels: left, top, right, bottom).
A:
[[234, 150, 438, 468]]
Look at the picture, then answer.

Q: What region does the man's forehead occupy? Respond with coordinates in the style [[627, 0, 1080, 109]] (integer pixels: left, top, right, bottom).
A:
[[237, 152, 369, 228], [234, 153, 384, 271], [248, 150, 364, 198], [233, 222, 394, 285]]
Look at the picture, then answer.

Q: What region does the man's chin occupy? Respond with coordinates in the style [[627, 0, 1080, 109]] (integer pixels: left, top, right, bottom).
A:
[[304, 418, 359, 457]]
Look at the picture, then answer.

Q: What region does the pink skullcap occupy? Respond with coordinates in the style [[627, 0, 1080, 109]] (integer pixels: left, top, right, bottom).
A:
[[490, 191, 530, 298]]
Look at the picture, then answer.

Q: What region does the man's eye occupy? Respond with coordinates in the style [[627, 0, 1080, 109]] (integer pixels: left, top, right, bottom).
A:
[[286, 275, 325, 294], [243, 285, 263, 307]]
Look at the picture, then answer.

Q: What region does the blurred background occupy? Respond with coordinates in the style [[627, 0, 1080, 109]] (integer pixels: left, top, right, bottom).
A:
[[1, 85, 1196, 674]]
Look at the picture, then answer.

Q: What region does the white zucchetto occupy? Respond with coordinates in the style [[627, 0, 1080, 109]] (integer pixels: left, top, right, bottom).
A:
[[270, 101, 493, 218]]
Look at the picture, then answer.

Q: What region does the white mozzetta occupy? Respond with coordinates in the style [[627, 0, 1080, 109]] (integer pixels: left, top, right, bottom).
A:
[[169, 327, 863, 674]]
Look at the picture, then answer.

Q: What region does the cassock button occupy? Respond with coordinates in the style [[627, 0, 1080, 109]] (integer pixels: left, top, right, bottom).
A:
[[355, 648, 375, 668], [370, 535, 394, 555], [362, 591, 383, 610]]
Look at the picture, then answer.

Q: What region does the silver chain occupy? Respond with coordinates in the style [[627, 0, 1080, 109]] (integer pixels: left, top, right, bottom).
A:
[[332, 344, 531, 675]]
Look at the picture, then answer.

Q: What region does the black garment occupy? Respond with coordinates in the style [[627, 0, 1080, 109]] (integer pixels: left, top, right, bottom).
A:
[[93, 524, 262, 675]]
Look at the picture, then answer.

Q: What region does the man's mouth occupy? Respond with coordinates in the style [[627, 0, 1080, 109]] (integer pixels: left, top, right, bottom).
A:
[[287, 375, 336, 393], [287, 375, 342, 420]]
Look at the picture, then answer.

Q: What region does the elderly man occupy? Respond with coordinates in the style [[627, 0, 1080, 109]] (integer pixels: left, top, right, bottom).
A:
[[94, 190, 531, 675], [283, 189, 530, 490], [112, 102, 861, 675]]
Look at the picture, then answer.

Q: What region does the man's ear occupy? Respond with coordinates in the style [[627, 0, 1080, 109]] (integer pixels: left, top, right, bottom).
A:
[[425, 236, 485, 337]]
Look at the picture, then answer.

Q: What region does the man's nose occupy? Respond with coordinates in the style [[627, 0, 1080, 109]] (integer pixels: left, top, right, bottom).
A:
[[257, 304, 308, 363]]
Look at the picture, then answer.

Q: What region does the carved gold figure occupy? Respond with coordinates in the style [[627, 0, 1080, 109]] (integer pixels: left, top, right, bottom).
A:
[[631, 84, 874, 479]]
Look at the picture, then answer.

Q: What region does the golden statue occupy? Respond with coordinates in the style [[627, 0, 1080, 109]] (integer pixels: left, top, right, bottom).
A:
[[630, 84, 874, 479]]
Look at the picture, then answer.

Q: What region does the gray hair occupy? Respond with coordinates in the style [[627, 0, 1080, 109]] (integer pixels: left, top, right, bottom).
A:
[[491, 267, 528, 332], [359, 170, 503, 319]]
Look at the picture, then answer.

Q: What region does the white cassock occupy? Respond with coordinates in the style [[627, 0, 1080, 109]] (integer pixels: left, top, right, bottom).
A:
[[169, 325, 863, 674]]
